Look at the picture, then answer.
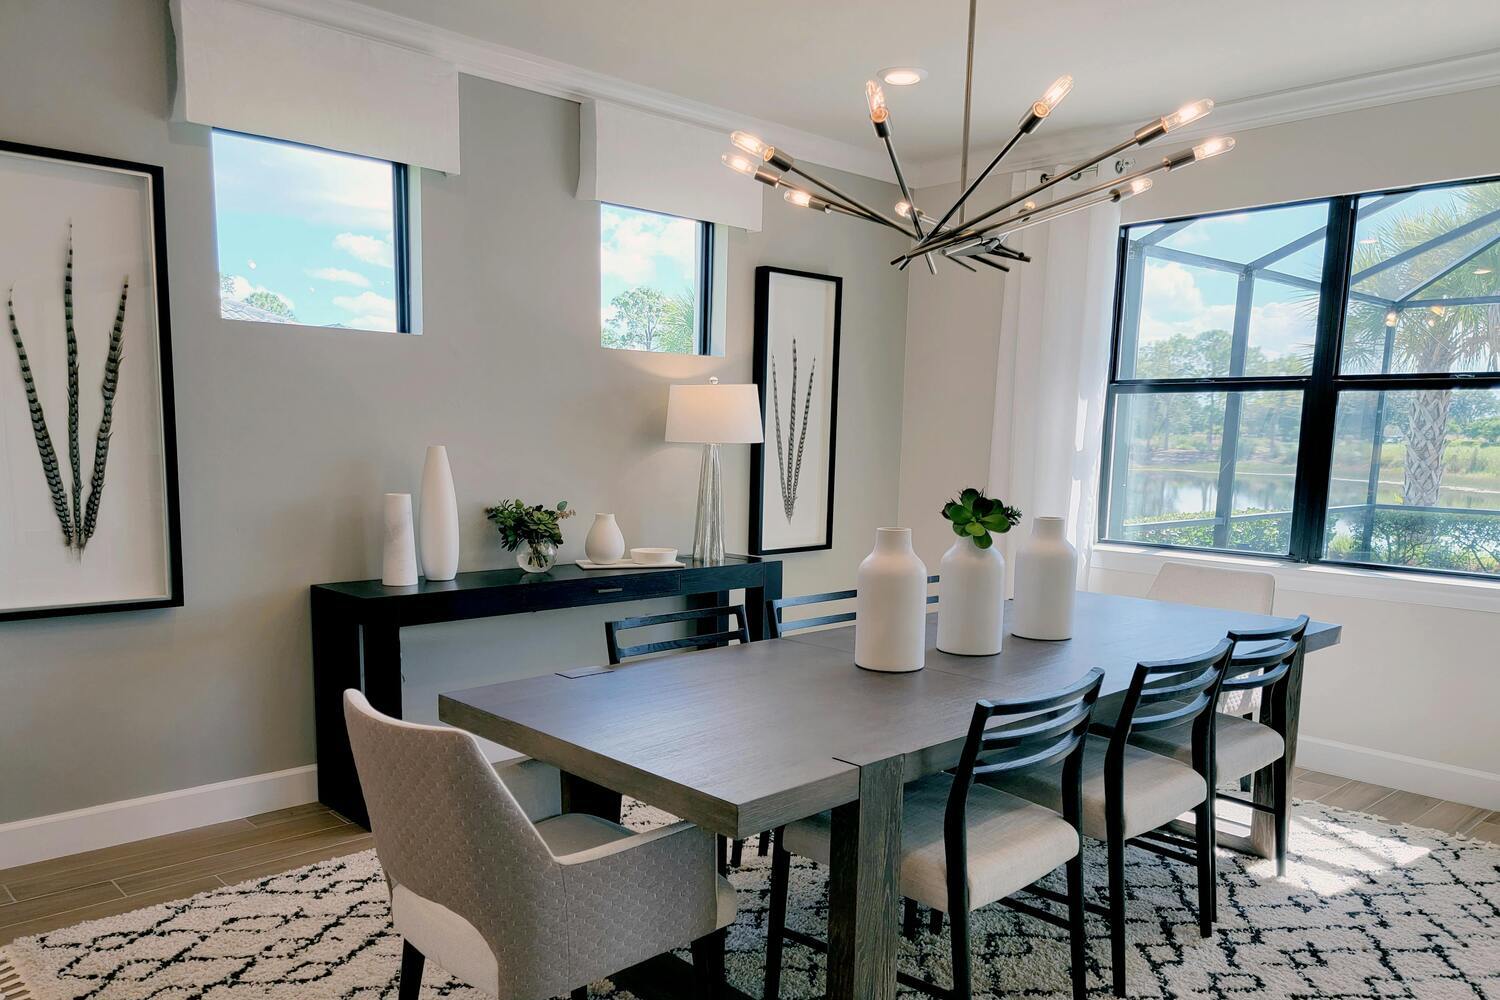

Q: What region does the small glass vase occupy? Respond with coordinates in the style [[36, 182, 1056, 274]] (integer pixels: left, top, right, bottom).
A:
[[516, 540, 557, 573]]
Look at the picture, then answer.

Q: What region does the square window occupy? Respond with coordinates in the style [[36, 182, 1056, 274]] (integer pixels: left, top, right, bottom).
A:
[[600, 204, 712, 354], [211, 130, 412, 333]]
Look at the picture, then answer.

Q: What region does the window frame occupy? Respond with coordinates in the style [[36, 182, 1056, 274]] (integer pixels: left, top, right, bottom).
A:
[[210, 129, 415, 334], [1098, 173, 1500, 582]]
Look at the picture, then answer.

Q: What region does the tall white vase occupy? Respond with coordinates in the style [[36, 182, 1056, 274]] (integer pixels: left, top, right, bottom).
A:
[[936, 537, 1005, 655], [382, 493, 418, 587], [1011, 516, 1077, 640], [584, 513, 626, 564], [855, 527, 928, 672], [418, 445, 460, 581]]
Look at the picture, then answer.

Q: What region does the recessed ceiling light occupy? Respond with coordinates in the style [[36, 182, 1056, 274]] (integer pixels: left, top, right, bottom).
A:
[[878, 67, 927, 86], [1474, 267, 1493, 275]]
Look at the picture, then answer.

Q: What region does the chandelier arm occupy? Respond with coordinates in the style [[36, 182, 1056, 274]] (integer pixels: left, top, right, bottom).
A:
[[972, 255, 1010, 273], [900, 133, 1141, 261], [789, 164, 919, 239], [946, 255, 978, 273], [960, 158, 1168, 244], [924, 127, 1027, 243], [958, 0, 977, 224]]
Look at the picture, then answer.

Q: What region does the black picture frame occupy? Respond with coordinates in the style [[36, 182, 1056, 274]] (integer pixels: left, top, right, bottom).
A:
[[0, 139, 183, 622], [749, 266, 842, 556]]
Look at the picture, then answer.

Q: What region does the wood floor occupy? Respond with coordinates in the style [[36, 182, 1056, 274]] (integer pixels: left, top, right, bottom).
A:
[[1, 774, 1494, 948]]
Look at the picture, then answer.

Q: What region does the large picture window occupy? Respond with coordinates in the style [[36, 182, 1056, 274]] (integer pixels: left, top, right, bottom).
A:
[[1100, 175, 1500, 578]]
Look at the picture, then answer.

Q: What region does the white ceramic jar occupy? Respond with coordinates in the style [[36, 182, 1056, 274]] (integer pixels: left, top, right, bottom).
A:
[[418, 445, 459, 581], [1011, 516, 1077, 640], [936, 536, 1005, 655], [584, 512, 626, 564], [854, 527, 928, 672]]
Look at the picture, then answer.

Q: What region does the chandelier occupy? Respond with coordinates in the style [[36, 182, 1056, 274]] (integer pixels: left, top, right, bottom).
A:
[[719, 2, 1235, 275]]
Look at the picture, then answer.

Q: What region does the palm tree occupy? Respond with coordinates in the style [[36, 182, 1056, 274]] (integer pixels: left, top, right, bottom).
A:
[[1341, 183, 1500, 505]]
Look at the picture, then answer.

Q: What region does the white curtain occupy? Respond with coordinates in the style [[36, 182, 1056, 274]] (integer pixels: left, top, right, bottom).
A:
[[988, 169, 1120, 587]]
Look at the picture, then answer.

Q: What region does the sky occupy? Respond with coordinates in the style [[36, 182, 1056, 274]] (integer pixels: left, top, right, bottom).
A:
[[599, 203, 700, 334], [212, 131, 398, 331]]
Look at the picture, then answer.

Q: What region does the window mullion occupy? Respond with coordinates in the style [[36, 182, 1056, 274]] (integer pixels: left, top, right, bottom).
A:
[[1288, 197, 1357, 562], [1212, 269, 1255, 548]]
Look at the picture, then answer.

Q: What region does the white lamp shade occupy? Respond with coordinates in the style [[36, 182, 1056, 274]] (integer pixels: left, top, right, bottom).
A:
[[665, 383, 764, 444]]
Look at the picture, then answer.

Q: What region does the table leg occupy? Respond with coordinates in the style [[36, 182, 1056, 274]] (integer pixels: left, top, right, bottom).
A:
[[560, 771, 623, 823], [826, 756, 903, 1000], [746, 561, 783, 641], [312, 591, 366, 825]]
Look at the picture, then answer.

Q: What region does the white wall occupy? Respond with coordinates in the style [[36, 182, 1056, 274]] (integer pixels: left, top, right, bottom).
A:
[[899, 86, 1500, 808], [0, 0, 911, 831]]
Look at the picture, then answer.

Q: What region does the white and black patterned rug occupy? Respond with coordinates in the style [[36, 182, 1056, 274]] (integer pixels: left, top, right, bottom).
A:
[[3, 799, 1497, 999]]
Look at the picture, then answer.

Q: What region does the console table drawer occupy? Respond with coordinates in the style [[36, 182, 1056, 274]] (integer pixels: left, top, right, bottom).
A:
[[520, 571, 682, 610]]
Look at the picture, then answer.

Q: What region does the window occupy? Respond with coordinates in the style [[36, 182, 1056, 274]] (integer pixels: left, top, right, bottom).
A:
[[599, 204, 714, 354], [211, 131, 412, 333], [1101, 175, 1500, 578]]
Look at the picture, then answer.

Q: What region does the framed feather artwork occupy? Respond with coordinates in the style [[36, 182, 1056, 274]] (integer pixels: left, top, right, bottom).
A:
[[749, 267, 841, 555], [0, 140, 182, 621]]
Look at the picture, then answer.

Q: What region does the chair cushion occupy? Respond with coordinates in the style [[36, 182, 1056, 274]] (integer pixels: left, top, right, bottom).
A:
[[782, 773, 1078, 912], [984, 740, 1206, 841], [1132, 713, 1284, 782], [535, 812, 635, 856]]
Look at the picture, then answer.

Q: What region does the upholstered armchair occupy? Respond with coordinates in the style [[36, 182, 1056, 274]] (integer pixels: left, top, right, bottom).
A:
[[344, 691, 736, 1000]]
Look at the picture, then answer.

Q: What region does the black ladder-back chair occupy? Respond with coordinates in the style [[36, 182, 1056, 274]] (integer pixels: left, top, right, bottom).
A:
[[766, 575, 939, 638], [604, 604, 756, 871], [763, 669, 1105, 1000], [1093, 639, 1235, 997], [1223, 614, 1308, 875]]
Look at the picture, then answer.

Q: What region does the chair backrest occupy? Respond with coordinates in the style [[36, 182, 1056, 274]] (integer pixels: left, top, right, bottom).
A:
[[605, 604, 749, 663], [1224, 613, 1309, 731], [1147, 562, 1276, 615], [944, 669, 1105, 897], [1106, 638, 1235, 778], [343, 690, 569, 998], [768, 576, 939, 638]]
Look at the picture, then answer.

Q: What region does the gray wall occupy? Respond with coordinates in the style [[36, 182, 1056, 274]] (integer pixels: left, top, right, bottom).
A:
[[0, 0, 911, 822]]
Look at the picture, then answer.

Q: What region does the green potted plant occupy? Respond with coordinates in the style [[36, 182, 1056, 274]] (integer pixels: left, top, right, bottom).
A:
[[937, 488, 1021, 655], [485, 499, 575, 573]]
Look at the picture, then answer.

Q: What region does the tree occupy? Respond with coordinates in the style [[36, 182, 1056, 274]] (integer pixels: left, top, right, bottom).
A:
[[244, 290, 296, 321], [602, 286, 694, 353]]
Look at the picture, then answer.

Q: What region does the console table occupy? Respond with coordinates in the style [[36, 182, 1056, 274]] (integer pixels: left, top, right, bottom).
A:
[[310, 555, 782, 826]]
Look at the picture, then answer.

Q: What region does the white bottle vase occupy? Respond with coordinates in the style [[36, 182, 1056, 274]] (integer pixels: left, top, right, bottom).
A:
[[382, 493, 418, 587], [418, 445, 460, 581], [855, 527, 928, 672], [936, 536, 1006, 655], [1011, 516, 1077, 640], [584, 513, 626, 564]]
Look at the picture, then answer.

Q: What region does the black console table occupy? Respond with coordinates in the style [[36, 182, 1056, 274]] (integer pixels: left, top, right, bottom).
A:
[[311, 555, 782, 826]]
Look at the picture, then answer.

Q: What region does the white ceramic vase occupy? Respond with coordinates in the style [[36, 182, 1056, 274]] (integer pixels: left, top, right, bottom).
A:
[[854, 527, 928, 672], [381, 493, 418, 587], [584, 513, 626, 564], [936, 536, 1005, 655], [418, 445, 460, 581], [1011, 516, 1077, 640]]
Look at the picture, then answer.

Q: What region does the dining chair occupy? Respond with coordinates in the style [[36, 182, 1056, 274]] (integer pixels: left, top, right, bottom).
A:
[[605, 603, 757, 868], [766, 575, 939, 638], [763, 669, 1105, 1000], [343, 691, 735, 1000], [1130, 616, 1308, 877], [987, 639, 1234, 998]]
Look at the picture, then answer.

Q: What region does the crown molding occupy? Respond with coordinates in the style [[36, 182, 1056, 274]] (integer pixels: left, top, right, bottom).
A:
[[907, 46, 1500, 189], [238, 0, 893, 182]]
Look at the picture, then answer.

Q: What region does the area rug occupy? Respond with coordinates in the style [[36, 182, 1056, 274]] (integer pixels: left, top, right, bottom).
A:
[[3, 800, 1497, 999]]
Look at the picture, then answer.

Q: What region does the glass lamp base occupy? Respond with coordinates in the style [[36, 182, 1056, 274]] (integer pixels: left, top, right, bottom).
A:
[[692, 442, 725, 564]]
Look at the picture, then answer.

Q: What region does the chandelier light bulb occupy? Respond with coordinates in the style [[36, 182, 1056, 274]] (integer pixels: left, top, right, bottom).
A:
[[730, 131, 772, 161], [1125, 177, 1153, 197], [865, 80, 890, 124], [721, 152, 759, 177], [785, 189, 814, 208], [1163, 99, 1214, 132], [895, 200, 911, 217], [1192, 136, 1235, 161], [1033, 75, 1074, 118], [1430, 305, 1446, 316], [1386, 310, 1400, 326], [1017, 200, 1038, 215]]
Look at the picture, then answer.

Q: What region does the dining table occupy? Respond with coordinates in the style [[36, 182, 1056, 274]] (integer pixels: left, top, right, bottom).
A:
[[438, 590, 1341, 1000]]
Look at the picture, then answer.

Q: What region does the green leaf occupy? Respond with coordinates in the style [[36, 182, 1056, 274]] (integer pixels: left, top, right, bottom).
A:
[[972, 496, 996, 518], [980, 512, 1011, 531], [972, 532, 993, 549], [959, 487, 981, 507], [943, 502, 972, 524], [965, 521, 986, 537]]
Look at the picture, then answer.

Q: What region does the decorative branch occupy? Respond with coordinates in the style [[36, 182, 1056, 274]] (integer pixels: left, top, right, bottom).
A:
[[7, 288, 73, 545], [80, 277, 128, 548], [791, 353, 816, 516], [769, 339, 818, 524], [785, 341, 798, 521], [65, 224, 82, 541], [771, 355, 788, 517]]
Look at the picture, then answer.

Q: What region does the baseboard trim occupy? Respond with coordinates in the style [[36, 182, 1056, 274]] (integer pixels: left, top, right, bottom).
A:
[[1297, 736, 1500, 812], [0, 765, 319, 870]]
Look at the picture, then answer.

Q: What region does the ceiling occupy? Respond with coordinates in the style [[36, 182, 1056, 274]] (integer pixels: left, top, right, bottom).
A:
[[360, 0, 1500, 166]]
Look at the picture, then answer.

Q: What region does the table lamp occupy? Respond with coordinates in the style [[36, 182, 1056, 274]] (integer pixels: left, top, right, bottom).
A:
[[666, 377, 764, 564]]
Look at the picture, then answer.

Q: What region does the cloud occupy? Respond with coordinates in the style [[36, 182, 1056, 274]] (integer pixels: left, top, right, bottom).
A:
[[308, 267, 370, 288], [1137, 260, 1317, 360], [600, 207, 696, 288], [332, 290, 396, 332], [221, 274, 294, 311], [334, 233, 394, 268]]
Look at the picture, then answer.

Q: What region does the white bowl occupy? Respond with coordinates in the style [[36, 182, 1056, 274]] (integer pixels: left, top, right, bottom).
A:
[[631, 547, 677, 565]]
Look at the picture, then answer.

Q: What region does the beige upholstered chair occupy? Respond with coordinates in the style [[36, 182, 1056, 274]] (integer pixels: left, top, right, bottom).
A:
[[1147, 561, 1276, 717], [343, 691, 736, 1000]]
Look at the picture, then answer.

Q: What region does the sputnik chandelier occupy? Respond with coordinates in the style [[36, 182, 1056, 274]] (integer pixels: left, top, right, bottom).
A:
[[720, 2, 1236, 275]]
